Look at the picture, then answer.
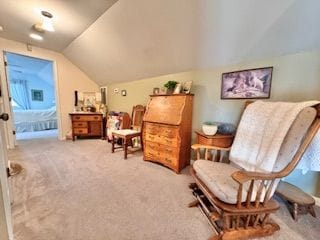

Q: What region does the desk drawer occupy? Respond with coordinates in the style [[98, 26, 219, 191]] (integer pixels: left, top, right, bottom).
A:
[[144, 141, 179, 163], [73, 122, 88, 128], [157, 136, 178, 147], [144, 150, 178, 167], [145, 123, 179, 137], [73, 128, 88, 135], [72, 115, 102, 121], [145, 133, 179, 147]]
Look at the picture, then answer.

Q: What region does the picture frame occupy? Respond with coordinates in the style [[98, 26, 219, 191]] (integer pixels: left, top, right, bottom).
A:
[[221, 67, 273, 99], [182, 81, 192, 94], [121, 90, 127, 96], [153, 87, 160, 95], [159, 87, 167, 94], [31, 89, 43, 101], [82, 92, 96, 106]]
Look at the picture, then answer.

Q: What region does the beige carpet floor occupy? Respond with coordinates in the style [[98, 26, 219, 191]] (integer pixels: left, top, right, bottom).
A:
[[8, 138, 320, 240]]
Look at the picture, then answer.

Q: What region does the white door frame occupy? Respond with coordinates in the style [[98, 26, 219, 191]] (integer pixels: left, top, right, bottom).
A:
[[2, 54, 16, 148], [1, 51, 62, 146]]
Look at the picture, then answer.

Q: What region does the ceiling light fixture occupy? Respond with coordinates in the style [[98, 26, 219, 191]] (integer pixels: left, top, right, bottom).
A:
[[29, 33, 43, 41], [33, 10, 55, 32]]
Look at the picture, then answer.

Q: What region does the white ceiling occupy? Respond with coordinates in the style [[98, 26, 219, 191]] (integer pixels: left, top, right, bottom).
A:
[[1, 0, 320, 86], [6, 52, 51, 74], [63, 0, 320, 85], [5, 52, 54, 86], [0, 0, 118, 51]]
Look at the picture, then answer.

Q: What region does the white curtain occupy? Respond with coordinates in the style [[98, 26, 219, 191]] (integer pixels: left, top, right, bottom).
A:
[[10, 79, 30, 110]]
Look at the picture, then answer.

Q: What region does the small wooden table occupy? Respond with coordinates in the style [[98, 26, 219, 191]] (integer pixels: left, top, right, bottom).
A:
[[275, 181, 316, 221], [195, 130, 234, 147], [194, 130, 234, 161]]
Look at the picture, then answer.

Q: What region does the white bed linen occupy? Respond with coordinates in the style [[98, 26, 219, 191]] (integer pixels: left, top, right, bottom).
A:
[[13, 107, 57, 132]]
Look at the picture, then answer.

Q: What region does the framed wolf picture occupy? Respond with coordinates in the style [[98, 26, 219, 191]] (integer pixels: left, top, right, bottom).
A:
[[221, 67, 273, 99]]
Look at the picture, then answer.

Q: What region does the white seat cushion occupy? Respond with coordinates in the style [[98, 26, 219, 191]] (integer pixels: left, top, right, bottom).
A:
[[112, 129, 140, 136], [193, 160, 267, 204]]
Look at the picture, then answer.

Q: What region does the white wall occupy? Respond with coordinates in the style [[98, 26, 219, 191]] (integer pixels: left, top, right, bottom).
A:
[[0, 37, 99, 146]]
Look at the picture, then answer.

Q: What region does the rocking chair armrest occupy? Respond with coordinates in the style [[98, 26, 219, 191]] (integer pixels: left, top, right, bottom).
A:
[[191, 143, 231, 151], [232, 170, 280, 184]]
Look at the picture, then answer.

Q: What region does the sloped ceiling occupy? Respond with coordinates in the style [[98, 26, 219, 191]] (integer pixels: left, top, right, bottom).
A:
[[63, 0, 320, 85], [0, 0, 118, 51], [6, 52, 54, 86]]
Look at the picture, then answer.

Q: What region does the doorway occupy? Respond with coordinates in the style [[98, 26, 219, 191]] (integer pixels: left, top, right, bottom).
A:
[[4, 52, 58, 141]]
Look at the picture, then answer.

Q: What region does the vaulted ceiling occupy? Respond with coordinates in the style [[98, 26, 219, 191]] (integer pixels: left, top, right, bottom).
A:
[[63, 0, 320, 85], [0, 0, 118, 51], [1, 0, 320, 86]]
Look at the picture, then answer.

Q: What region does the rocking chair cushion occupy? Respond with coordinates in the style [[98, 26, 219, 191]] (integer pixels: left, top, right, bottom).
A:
[[193, 160, 267, 204]]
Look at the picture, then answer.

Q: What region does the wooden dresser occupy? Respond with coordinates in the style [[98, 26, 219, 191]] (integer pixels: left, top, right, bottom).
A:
[[143, 94, 193, 173], [69, 113, 103, 141]]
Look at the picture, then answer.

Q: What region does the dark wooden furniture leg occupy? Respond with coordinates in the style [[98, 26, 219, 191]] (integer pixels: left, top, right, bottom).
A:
[[124, 137, 128, 159], [111, 134, 115, 153], [140, 134, 143, 151]]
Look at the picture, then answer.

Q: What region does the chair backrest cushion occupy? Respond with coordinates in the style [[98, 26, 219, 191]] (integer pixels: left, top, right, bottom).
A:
[[273, 107, 316, 172], [229, 101, 318, 172]]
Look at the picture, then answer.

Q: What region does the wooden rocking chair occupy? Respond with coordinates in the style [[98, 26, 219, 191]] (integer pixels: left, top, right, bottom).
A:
[[189, 102, 320, 240]]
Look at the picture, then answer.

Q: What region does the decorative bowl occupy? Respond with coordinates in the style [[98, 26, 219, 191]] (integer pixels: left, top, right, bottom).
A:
[[202, 123, 218, 135]]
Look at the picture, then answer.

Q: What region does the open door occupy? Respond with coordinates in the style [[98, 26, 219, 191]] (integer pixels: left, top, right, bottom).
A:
[[0, 108, 13, 240]]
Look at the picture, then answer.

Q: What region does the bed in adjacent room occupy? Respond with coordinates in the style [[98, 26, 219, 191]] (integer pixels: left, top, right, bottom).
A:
[[13, 106, 57, 133]]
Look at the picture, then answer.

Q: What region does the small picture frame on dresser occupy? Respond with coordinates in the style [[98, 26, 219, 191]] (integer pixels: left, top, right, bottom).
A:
[[182, 81, 192, 94], [153, 88, 160, 95], [159, 87, 167, 94]]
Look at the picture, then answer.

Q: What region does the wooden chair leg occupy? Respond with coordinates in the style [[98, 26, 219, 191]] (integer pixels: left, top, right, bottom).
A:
[[111, 135, 115, 153], [124, 138, 128, 159]]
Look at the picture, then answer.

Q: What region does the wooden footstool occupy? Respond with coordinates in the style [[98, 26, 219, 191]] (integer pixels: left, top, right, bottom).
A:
[[275, 181, 316, 221]]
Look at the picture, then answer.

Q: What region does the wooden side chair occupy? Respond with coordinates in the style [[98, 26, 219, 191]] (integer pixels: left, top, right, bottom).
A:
[[111, 105, 146, 159], [189, 101, 320, 240]]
